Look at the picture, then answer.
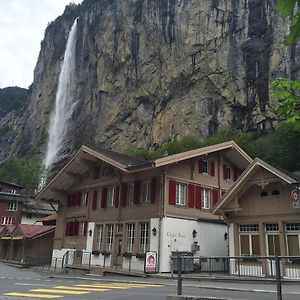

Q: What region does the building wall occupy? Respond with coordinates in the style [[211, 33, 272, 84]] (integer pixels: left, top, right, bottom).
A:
[[0, 201, 23, 225]]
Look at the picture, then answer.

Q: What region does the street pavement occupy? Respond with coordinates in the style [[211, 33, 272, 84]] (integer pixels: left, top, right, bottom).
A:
[[1, 261, 300, 299]]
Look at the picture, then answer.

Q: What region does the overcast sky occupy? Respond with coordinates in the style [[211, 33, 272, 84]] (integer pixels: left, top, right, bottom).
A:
[[0, 0, 83, 89]]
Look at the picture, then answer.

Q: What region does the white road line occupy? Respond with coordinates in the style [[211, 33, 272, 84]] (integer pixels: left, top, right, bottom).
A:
[[15, 283, 54, 287]]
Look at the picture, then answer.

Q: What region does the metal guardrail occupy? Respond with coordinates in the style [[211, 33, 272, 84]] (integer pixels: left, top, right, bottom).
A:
[[171, 255, 300, 300]]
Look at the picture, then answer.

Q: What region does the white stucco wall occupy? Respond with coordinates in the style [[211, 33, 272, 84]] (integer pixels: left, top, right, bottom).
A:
[[21, 215, 41, 224]]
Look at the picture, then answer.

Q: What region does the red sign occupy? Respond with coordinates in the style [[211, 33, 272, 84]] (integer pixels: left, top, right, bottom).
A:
[[144, 251, 157, 273]]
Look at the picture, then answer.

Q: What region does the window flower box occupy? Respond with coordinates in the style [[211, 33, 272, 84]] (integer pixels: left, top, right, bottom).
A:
[[100, 250, 111, 256], [135, 253, 146, 259], [122, 252, 133, 257], [91, 250, 100, 256]]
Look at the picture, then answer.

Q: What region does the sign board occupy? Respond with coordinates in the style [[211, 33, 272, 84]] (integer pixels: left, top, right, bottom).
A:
[[291, 190, 300, 208], [144, 251, 158, 274]]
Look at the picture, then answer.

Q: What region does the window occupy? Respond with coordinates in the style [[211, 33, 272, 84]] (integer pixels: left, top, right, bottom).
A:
[[176, 183, 187, 205], [7, 202, 17, 211], [260, 191, 268, 197], [26, 213, 32, 219], [1, 216, 14, 225], [106, 224, 114, 251], [10, 189, 17, 194], [201, 188, 211, 209], [226, 167, 232, 180], [127, 223, 135, 252], [272, 190, 280, 196], [97, 190, 102, 209], [82, 192, 89, 206], [79, 221, 87, 236], [116, 223, 123, 233], [107, 187, 116, 207], [141, 181, 151, 203], [95, 225, 103, 250], [239, 224, 260, 256], [127, 183, 134, 205], [266, 224, 280, 256], [140, 223, 149, 253], [286, 223, 300, 256], [202, 160, 209, 174]]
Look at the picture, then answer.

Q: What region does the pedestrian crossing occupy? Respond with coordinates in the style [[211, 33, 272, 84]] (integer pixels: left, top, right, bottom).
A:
[[3, 282, 163, 298]]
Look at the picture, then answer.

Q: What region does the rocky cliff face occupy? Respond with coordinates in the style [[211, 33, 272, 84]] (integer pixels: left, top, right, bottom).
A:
[[6, 0, 300, 164]]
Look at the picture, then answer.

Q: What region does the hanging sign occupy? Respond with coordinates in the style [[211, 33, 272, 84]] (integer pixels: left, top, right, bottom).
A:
[[291, 189, 300, 208], [144, 251, 158, 273]]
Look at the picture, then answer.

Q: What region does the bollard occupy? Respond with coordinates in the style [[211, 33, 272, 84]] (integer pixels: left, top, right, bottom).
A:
[[275, 256, 282, 300], [177, 255, 182, 295]]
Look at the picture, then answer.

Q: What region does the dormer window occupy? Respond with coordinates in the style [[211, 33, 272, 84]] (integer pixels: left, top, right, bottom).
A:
[[202, 160, 209, 174]]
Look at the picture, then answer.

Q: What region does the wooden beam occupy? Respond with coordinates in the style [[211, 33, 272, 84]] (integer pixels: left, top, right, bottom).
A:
[[65, 171, 82, 182], [75, 157, 96, 169]]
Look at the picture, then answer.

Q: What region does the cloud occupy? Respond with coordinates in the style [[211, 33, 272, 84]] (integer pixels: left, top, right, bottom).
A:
[[0, 0, 82, 88]]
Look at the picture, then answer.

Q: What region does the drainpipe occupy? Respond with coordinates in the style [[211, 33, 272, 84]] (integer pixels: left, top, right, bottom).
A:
[[157, 171, 166, 273]]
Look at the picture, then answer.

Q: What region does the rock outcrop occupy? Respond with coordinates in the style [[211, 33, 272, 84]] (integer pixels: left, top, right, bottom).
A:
[[2, 0, 300, 164]]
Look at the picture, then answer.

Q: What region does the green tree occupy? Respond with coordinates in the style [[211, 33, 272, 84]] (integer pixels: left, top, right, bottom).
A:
[[274, 0, 300, 130]]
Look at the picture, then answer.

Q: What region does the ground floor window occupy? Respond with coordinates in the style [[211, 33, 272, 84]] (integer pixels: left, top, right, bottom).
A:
[[106, 224, 114, 251], [139, 223, 149, 253], [95, 225, 103, 250], [286, 222, 300, 256], [1, 216, 14, 225], [239, 224, 260, 256], [265, 224, 280, 256], [126, 223, 135, 252]]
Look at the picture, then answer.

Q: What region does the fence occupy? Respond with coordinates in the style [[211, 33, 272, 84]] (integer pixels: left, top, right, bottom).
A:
[[62, 250, 91, 269], [171, 255, 300, 300]]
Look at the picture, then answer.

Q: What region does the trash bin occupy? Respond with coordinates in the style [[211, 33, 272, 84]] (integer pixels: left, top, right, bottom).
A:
[[172, 251, 194, 273]]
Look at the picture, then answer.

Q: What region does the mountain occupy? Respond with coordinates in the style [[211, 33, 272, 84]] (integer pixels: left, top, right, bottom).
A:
[[1, 0, 300, 166]]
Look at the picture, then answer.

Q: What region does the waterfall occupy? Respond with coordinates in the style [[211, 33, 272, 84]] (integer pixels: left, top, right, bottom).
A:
[[44, 18, 78, 169]]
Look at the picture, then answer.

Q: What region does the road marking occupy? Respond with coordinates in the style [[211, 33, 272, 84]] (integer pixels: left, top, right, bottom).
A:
[[30, 289, 89, 295], [76, 284, 130, 289], [54, 285, 109, 291], [15, 283, 53, 287], [3, 292, 63, 298]]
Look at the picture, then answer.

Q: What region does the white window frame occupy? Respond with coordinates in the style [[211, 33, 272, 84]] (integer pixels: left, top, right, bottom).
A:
[[265, 224, 280, 256], [127, 223, 135, 252], [97, 189, 102, 209], [202, 160, 209, 174], [286, 223, 300, 256], [239, 224, 260, 256], [227, 167, 232, 180], [141, 181, 151, 203], [106, 224, 114, 251], [139, 223, 149, 253], [107, 187, 116, 207], [95, 224, 103, 250], [79, 221, 86, 236], [82, 192, 88, 206], [7, 202, 17, 211], [127, 183, 134, 205], [1, 216, 14, 225], [176, 182, 187, 206], [201, 188, 211, 209]]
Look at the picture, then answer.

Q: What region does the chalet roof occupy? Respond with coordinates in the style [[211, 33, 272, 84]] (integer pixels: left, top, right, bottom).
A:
[[0, 226, 5, 234], [14, 224, 55, 239], [38, 141, 252, 202], [0, 179, 23, 189], [213, 158, 300, 214], [36, 214, 57, 222]]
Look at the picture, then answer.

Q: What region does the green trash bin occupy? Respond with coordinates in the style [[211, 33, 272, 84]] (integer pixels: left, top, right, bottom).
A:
[[172, 251, 194, 273]]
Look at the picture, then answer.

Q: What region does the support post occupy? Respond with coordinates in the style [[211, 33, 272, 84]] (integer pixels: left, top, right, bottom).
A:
[[275, 256, 282, 300], [177, 255, 182, 295]]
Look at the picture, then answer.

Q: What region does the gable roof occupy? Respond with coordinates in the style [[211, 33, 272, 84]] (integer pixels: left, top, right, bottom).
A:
[[213, 158, 300, 214], [38, 141, 252, 202], [13, 224, 55, 239]]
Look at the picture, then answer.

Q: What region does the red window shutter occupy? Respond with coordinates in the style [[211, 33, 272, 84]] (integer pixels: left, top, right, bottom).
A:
[[93, 167, 100, 179], [195, 185, 202, 209], [84, 221, 88, 236], [133, 181, 140, 204], [77, 192, 82, 206], [188, 184, 195, 208], [121, 183, 128, 207], [212, 188, 219, 206], [198, 159, 203, 173], [169, 180, 176, 205], [65, 222, 70, 236], [151, 177, 157, 203], [71, 193, 76, 206], [115, 186, 120, 208], [234, 167, 238, 181], [74, 221, 80, 236], [101, 187, 107, 208], [223, 164, 228, 180], [67, 194, 71, 207], [92, 190, 98, 210], [69, 222, 74, 236], [210, 161, 215, 177], [86, 192, 89, 206]]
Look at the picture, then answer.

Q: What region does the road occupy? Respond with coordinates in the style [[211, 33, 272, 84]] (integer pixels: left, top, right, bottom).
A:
[[1, 262, 300, 299]]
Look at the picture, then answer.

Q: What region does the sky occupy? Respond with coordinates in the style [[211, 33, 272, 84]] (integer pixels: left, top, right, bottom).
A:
[[0, 0, 83, 89]]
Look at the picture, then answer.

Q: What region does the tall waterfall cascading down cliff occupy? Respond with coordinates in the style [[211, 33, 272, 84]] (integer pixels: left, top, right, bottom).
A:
[[44, 17, 78, 169]]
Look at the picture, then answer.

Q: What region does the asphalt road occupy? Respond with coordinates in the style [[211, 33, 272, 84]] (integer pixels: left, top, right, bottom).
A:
[[1, 262, 300, 300]]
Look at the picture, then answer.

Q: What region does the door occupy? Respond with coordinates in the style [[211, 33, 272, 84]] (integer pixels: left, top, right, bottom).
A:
[[115, 236, 123, 268]]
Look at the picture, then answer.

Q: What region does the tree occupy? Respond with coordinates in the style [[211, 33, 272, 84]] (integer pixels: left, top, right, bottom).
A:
[[274, 1, 300, 130]]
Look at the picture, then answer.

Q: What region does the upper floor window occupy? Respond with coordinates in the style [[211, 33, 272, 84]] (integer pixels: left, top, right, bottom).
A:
[[202, 160, 209, 174], [141, 181, 151, 203], [10, 189, 17, 194], [176, 183, 187, 206], [82, 192, 89, 206], [226, 167, 232, 180], [127, 183, 134, 205], [107, 187, 116, 207], [223, 164, 232, 180], [201, 188, 211, 209], [1, 216, 14, 225], [7, 202, 17, 211]]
